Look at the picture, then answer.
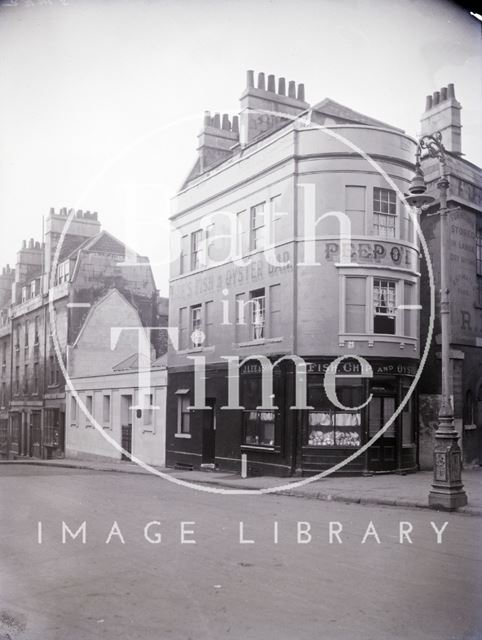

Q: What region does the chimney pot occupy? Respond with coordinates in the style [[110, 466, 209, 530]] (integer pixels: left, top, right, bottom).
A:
[[441, 86, 448, 101], [222, 114, 230, 130], [49, 207, 55, 216], [433, 91, 440, 105], [278, 77, 286, 95], [247, 70, 254, 88], [213, 113, 220, 128], [22, 240, 26, 249], [267, 74, 275, 92], [257, 72, 265, 91], [288, 81, 296, 98], [232, 115, 239, 134], [425, 95, 433, 110], [447, 83, 455, 98], [60, 207, 66, 216], [203, 110, 211, 127], [297, 83, 305, 101], [76, 210, 82, 218], [93, 212, 98, 220], [29, 239, 34, 249]]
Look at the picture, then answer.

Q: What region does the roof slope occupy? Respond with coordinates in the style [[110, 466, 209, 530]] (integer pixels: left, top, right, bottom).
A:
[[311, 98, 404, 132]]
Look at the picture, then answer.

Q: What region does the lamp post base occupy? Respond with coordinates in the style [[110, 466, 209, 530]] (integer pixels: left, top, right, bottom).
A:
[[428, 487, 468, 511], [429, 422, 468, 511]]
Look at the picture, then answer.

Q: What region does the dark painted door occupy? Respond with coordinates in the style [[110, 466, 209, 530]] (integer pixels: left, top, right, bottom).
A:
[[202, 398, 216, 465], [121, 395, 133, 461], [368, 395, 397, 472]]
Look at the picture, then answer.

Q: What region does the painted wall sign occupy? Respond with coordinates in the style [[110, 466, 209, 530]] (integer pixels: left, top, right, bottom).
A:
[[323, 241, 417, 269], [171, 249, 293, 301]]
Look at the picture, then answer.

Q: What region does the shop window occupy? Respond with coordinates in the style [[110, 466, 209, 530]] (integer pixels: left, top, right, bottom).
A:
[[373, 187, 396, 238], [190, 229, 203, 271], [345, 186, 366, 235], [345, 277, 366, 333], [103, 395, 111, 424], [190, 304, 203, 347], [306, 377, 363, 448], [177, 395, 191, 435], [373, 279, 396, 334], [250, 202, 265, 251], [250, 288, 265, 340], [243, 410, 276, 448]]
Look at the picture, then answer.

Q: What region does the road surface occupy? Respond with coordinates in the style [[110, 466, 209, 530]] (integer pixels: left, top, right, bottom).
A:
[[0, 465, 481, 640]]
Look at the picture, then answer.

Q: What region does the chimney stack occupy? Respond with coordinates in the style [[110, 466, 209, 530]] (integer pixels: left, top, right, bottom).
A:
[[239, 69, 309, 145], [421, 83, 462, 155], [197, 108, 239, 172]]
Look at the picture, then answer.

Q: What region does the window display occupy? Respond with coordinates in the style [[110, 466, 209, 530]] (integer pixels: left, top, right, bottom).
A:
[[244, 410, 276, 447], [307, 411, 361, 447]]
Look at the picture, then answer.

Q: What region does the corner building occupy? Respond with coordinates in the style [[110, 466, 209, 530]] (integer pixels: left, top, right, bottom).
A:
[[167, 70, 420, 476]]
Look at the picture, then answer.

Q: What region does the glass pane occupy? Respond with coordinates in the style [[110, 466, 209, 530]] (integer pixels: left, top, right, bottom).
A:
[[383, 397, 396, 437], [369, 397, 382, 436]]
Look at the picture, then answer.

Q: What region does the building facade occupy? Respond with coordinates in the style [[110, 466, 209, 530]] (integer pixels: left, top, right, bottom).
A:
[[418, 85, 482, 469], [0, 207, 163, 460], [167, 70, 420, 477], [65, 289, 167, 467]]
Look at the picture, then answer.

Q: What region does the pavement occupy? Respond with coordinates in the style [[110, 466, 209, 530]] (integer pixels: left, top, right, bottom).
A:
[[2, 456, 481, 516]]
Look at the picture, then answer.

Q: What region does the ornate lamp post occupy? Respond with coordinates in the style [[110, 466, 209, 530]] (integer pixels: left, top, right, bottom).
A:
[[406, 131, 468, 511]]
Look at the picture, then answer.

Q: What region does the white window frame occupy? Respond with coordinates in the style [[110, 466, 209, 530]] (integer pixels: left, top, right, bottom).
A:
[[175, 392, 191, 438], [250, 288, 266, 340], [373, 187, 397, 238]]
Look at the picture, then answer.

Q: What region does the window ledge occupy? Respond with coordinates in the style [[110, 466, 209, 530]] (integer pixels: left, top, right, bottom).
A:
[[175, 432, 191, 439], [241, 444, 279, 453], [178, 346, 215, 355], [236, 337, 283, 348]]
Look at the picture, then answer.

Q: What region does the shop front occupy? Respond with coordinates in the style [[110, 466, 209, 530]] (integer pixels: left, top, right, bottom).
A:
[[301, 358, 417, 475], [166, 356, 418, 477]]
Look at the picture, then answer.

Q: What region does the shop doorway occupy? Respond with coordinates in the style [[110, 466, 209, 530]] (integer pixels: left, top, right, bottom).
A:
[[121, 394, 133, 460], [202, 398, 216, 466], [368, 395, 397, 472]]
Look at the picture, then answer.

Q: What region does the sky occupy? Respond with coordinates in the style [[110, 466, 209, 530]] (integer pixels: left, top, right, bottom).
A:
[[0, 0, 481, 295]]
